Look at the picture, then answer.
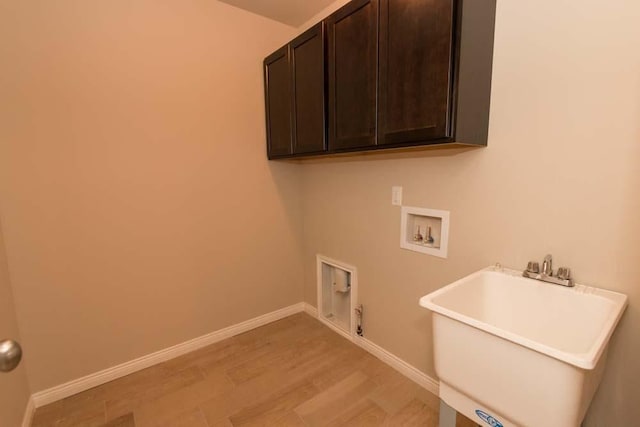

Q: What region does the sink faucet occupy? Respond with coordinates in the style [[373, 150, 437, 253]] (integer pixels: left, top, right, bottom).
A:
[[523, 254, 574, 287], [542, 254, 553, 276]]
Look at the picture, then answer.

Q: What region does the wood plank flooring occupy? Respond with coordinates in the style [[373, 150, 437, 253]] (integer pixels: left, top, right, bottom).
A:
[[31, 313, 478, 427]]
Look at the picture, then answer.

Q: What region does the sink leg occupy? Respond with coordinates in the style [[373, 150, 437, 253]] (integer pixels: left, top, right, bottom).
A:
[[439, 399, 457, 427]]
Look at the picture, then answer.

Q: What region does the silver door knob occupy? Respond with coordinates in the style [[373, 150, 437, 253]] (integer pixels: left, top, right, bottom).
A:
[[0, 339, 22, 373]]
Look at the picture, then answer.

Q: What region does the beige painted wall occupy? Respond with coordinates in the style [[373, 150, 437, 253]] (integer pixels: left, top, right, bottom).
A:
[[0, 0, 301, 392], [300, 1, 640, 425], [0, 220, 31, 427]]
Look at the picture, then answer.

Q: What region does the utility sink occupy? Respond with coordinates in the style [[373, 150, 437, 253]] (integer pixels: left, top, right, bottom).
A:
[[419, 266, 627, 427]]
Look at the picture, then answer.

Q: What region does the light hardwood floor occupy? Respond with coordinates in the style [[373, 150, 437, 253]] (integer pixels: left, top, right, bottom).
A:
[[31, 313, 478, 427]]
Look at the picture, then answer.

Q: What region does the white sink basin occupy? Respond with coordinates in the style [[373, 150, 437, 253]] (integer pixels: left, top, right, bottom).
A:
[[419, 267, 627, 427]]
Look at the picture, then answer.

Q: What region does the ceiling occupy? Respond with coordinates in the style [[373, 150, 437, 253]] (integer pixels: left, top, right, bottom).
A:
[[217, 0, 336, 27]]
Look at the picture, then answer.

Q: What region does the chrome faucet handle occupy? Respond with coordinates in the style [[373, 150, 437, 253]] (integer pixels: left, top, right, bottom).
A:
[[557, 267, 571, 280], [542, 254, 553, 276], [526, 261, 540, 273]]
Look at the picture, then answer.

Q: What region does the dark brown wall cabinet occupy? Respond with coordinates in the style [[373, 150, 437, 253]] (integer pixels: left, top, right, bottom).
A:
[[264, 23, 326, 159], [326, 0, 378, 150], [378, 0, 453, 146], [264, 0, 496, 159]]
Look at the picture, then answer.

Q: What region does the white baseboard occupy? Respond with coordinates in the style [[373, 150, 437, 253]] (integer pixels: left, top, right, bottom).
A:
[[304, 302, 352, 341], [355, 335, 439, 395], [301, 301, 439, 395], [32, 302, 306, 407], [31, 301, 439, 410], [302, 302, 318, 317], [21, 397, 35, 427]]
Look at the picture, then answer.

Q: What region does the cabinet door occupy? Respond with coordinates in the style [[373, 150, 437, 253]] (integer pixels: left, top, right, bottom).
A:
[[378, 0, 454, 146], [291, 23, 326, 155], [327, 0, 378, 151], [264, 46, 293, 158]]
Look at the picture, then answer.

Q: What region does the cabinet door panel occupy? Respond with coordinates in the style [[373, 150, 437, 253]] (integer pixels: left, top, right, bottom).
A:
[[264, 46, 292, 157], [292, 23, 326, 155], [378, 0, 454, 146], [327, 0, 378, 150]]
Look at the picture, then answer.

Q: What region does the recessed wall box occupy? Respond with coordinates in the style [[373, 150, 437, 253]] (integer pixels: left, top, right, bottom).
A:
[[316, 255, 358, 339], [400, 206, 450, 258]]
